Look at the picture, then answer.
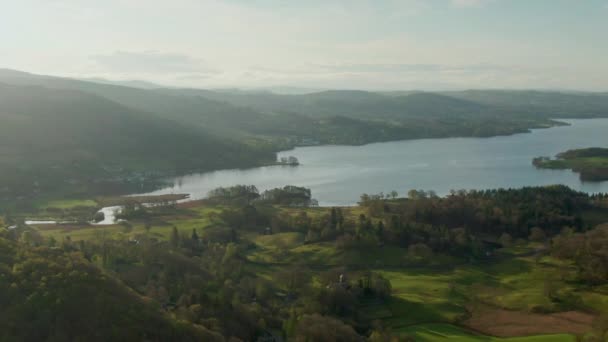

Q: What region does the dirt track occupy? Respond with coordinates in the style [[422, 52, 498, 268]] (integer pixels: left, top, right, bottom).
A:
[[464, 305, 595, 337]]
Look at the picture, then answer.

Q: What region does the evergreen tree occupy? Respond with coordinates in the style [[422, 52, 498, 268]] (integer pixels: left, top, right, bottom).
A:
[[330, 208, 338, 229], [170, 226, 179, 250], [376, 221, 385, 241]]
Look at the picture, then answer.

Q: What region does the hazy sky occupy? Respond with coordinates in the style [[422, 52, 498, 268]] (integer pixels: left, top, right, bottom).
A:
[[2, 0, 607, 90]]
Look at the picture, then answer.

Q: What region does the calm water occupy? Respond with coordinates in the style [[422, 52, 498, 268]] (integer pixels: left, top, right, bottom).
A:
[[139, 119, 608, 206]]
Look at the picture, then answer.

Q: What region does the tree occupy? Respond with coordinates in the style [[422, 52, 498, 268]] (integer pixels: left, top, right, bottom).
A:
[[279, 267, 309, 295], [283, 309, 298, 338], [408, 243, 433, 259], [592, 314, 608, 342], [376, 221, 385, 241], [529, 227, 546, 242], [170, 226, 179, 249], [288, 156, 299, 165], [294, 314, 363, 342], [372, 274, 392, 299], [408, 189, 426, 200], [336, 208, 344, 231], [330, 208, 338, 229], [499, 233, 513, 247], [357, 214, 366, 237], [222, 243, 238, 263]]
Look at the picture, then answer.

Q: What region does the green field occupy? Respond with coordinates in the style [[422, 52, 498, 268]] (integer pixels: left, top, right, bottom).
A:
[[20, 198, 608, 340], [397, 324, 575, 342]]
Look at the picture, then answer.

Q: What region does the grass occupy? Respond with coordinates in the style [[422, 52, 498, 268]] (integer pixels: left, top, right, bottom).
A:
[[477, 258, 554, 311], [27, 200, 608, 339], [37, 224, 126, 241], [37, 198, 98, 210], [396, 323, 576, 342], [369, 267, 490, 328], [535, 157, 608, 170], [36, 205, 223, 241], [248, 242, 341, 264], [361, 249, 600, 334], [254, 232, 305, 250], [578, 285, 608, 313]]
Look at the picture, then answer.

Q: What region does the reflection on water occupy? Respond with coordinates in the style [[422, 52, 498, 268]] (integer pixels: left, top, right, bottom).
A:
[[137, 119, 608, 206]]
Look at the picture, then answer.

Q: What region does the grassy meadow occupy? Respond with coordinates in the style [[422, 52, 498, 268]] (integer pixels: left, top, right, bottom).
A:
[[22, 196, 608, 340]]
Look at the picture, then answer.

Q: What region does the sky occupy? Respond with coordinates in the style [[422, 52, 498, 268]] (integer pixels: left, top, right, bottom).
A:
[[1, 0, 607, 90]]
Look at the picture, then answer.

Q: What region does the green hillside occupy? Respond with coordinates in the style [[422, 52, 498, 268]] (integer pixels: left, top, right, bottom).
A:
[[533, 147, 608, 181], [1, 69, 604, 205], [8, 185, 608, 341], [0, 69, 559, 143], [0, 83, 273, 205], [444, 90, 608, 118], [0, 235, 222, 341]]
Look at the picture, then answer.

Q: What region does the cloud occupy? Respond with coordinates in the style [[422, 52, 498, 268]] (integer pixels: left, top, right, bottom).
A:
[[174, 73, 218, 81], [449, 0, 491, 8], [91, 51, 218, 74], [309, 63, 526, 76], [8, 0, 603, 91], [215, 63, 562, 91]]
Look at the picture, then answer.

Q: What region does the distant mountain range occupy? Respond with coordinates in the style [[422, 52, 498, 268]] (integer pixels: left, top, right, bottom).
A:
[[78, 77, 166, 89], [1, 68, 608, 201]]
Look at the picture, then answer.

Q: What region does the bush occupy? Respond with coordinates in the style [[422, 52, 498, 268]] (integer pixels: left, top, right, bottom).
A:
[[408, 243, 433, 259], [294, 314, 363, 342], [529, 227, 546, 242]]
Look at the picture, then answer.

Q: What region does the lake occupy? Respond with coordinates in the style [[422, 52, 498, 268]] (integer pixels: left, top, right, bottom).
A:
[[139, 119, 608, 206]]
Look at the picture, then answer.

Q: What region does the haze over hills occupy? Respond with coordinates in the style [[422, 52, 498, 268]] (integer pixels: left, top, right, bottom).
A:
[[79, 77, 166, 89], [2, 68, 608, 202], [444, 90, 608, 118], [0, 69, 556, 144], [0, 80, 274, 202], [5, 1, 608, 341], [0, 83, 266, 169]]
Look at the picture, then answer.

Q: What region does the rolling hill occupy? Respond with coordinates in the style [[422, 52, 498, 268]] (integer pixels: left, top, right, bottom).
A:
[[1, 69, 599, 203], [0, 235, 223, 341], [444, 90, 608, 118], [0, 82, 273, 203]]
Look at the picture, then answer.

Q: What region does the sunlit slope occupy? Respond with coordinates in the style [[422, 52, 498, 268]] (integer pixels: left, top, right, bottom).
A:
[[0, 69, 557, 142], [0, 236, 222, 341], [0, 83, 272, 197], [444, 90, 608, 118]]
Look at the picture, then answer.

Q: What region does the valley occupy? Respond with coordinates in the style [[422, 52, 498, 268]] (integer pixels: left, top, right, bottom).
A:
[[5, 185, 608, 340], [5, 69, 608, 210]]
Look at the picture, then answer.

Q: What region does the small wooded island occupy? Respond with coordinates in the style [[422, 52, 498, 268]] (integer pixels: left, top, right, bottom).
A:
[[533, 147, 608, 181]]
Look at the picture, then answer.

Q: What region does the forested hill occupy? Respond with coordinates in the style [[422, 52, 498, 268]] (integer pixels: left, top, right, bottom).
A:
[[158, 87, 542, 122], [1, 68, 606, 202], [0, 69, 274, 136], [3, 185, 608, 340], [533, 147, 608, 181], [0, 69, 560, 152], [163, 87, 608, 121], [0, 69, 578, 149], [0, 235, 223, 341], [0, 83, 274, 202], [443, 90, 608, 118]]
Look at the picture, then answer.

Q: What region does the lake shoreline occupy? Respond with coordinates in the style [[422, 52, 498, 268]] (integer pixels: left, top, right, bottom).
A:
[[126, 118, 608, 207], [133, 118, 570, 193]]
